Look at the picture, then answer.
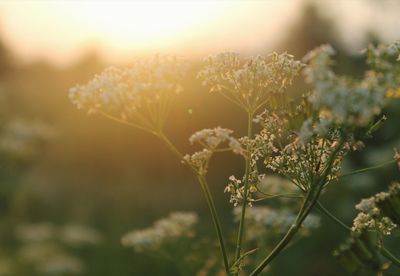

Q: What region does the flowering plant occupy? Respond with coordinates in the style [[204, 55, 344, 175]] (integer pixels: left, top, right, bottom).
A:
[[70, 42, 400, 275]]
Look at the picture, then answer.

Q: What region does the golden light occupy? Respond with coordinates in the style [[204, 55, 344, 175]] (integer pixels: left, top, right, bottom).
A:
[[62, 2, 231, 49], [0, 1, 301, 66]]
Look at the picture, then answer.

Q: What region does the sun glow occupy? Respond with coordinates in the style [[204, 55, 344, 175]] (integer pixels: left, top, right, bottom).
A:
[[0, 1, 235, 65], [64, 2, 229, 49], [0, 1, 303, 66]]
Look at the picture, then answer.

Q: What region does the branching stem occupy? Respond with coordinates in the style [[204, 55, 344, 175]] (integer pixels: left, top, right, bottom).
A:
[[234, 111, 254, 271], [157, 132, 230, 275]]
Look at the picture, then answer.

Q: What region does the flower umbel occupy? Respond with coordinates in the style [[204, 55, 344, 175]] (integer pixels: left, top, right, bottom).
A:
[[69, 55, 186, 132], [198, 52, 304, 112]]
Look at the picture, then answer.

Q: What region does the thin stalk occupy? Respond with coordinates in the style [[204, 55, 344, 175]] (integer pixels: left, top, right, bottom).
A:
[[380, 246, 400, 268], [316, 201, 351, 231], [234, 111, 254, 266], [253, 194, 303, 202], [340, 160, 396, 179], [316, 201, 400, 269], [250, 186, 322, 276], [157, 132, 230, 275], [317, 201, 400, 267], [198, 175, 230, 274], [250, 140, 344, 275]]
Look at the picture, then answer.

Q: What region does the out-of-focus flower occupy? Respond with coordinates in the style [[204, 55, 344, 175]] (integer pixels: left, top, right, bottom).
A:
[[0, 257, 15, 276], [60, 224, 103, 247], [19, 243, 84, 275], [69, 55, 186, 132], [256, 175, 299, 196], [304, 45, 386, 127], [0, 119, 53, 161], [16, 223, 56, 244], [233, 206, 320, 241], [121, 212, 198, 252], [37, 254, 84, 275]]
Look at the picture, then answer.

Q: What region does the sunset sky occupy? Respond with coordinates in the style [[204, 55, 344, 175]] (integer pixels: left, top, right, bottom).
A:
[[0, 0, 399, 67]]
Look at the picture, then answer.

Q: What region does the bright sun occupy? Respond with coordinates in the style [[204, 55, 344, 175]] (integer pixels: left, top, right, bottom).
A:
[[0, 1, 299, 66], [63, 2, 231, 50]]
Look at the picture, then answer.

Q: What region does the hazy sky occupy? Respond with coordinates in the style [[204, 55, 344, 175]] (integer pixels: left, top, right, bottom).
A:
[[0, 0, 399, 67]]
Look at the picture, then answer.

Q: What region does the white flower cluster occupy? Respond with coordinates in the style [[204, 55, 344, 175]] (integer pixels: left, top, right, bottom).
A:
[[351, 183, 399, 236], [257, 114, 345, 190], [14, 222, 100, 275], [19, 243, 84, 275], [69, 55, 186, 131], [256, 175, 299, 196], [16, 222, 103, 247], [365, 41, 400, 93], [183, 149, 213, 176], [197, 52, 304, 112], [188, 127, 242, 154], [304, 45, 386, 127], [184, 127, 243, 175], [224, 175, 257, 207], [0, 119, 53, 161], [121, 212, 198, 252]]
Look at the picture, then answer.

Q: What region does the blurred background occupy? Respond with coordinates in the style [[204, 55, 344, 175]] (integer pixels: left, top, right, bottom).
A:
[[0, 0, 399, 275]]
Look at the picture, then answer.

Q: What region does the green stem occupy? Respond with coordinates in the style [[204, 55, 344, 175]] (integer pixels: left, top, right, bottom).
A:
[[340, 160, 396, 179], [198, 175, 230, 275], [253, 193, 303, 202], [157, 132, 230, 275], [250, 140, 344, 275], [380, 247, 400, 268], [316, 201, 400, 269], [250, 186, 322, 276], [316, 201, 351, 231], [234, 112, 254, 267]]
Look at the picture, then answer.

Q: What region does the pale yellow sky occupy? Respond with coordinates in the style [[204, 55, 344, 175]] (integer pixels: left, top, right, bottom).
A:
[[0, 0, 399, 67]]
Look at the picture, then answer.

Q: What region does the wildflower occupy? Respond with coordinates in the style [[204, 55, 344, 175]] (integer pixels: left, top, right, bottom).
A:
[[233, 206, 319, 241], [264, 134, 345, 190], [121, 212, 198, 252], [0, 119, 53, 161], [19, 243, 84, 275], [183, 149, 212, 175], [16, 223, 56, 244], [188, 127, 243, 154], [256, 175, 298, 196], [69, 55, 186, 132], [60, 224, 103, 247], [225, 175, 253, 207], [351, 212, 375, 234], [198, 52, 304, 112], [355, 197, 380, 216], [304, 45, 387, 127], [186, 127, 243, 175], [351, 187, 398, 236]]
